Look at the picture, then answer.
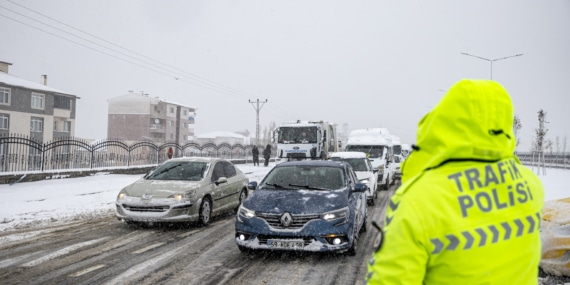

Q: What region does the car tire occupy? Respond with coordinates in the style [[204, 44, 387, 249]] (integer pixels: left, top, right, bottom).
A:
[[199, 197, 212, 226], [384, 175, 390, 190], [373, 186, 378, 199], [346, 225, 359, 256], [236, 188, 247, 212], [238, 245, 249, 253], [360, 214, 367, 233]]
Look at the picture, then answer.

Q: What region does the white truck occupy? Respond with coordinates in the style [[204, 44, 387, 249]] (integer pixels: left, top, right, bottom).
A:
[[272, 120, 339, 160], [345, 128, 394, 190]]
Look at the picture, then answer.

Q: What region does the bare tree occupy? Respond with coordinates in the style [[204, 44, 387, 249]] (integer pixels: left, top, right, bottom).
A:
[[513, 114, 522, 147], [533, 109, 550, 175]]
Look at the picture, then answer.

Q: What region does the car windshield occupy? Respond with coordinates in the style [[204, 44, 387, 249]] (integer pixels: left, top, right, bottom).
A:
[[261, 165, 345, 190], [345, 145, 384, 158], [330, 157, 368, 172], [277, 126, 318, 144], [146, 161, 208, 181]]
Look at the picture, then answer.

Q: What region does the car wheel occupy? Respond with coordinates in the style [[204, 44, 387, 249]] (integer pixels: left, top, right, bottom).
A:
[[384, 175, 390, 190], [360, 214, 367, 233], [239, 188, 247, 204], [346, 225, 359, 256], [373, 187, 378, 199], [199, 197, 212, 226], [235, 188, 248, 212]]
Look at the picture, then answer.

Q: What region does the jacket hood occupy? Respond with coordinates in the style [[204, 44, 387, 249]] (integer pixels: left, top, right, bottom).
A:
[[401, 79, 516, 183]]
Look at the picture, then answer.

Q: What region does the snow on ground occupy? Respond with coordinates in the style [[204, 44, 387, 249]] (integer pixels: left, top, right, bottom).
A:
[[0, 162, 275, 232], [0, 164, 567, 233]]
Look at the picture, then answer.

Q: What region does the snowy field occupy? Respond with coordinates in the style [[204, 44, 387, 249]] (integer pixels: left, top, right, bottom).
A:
[[0, 163, 566, 233]]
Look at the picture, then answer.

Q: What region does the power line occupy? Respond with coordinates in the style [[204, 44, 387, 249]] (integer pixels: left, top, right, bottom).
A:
[[0, 2, 295, 131], [0, 2, 256, 100]]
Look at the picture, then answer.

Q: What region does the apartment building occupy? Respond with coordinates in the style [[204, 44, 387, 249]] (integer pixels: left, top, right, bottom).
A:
[[107, 91, 195, 145], [0, 61, 79, 142]]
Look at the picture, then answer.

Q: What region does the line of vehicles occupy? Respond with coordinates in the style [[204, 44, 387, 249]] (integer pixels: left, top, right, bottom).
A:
[[114, 119, 411, 256], [271, 120, 410, 191]]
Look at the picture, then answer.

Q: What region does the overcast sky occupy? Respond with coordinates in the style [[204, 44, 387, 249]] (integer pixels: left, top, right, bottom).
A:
[[1, 0, 569, 150]]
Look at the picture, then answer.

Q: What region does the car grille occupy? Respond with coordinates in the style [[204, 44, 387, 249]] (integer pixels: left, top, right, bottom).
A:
[[122, 204, 170, 212], [256, 212, 320, 229], [257, 235, 314, 246]]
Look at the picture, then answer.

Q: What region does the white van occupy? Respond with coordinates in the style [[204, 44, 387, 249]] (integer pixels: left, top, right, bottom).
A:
[[329, 151, 378, 205], [344, 128, 394, 190]]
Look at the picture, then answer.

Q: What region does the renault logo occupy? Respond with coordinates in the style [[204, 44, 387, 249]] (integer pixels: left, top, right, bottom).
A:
[[280, 212, 293, 227]]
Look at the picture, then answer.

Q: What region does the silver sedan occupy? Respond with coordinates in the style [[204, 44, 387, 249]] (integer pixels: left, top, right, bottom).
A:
[[116, 157, 249, 226]]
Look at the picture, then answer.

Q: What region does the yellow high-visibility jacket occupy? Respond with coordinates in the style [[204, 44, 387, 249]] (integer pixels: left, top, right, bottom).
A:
[[366, 79, 544, 285]]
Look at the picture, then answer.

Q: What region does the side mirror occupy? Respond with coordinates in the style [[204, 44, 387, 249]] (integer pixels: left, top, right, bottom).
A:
[[247, 181, 258, 190], [373, 169, 378, 174], [353, 182, 367, 192], [215, 177, 228, 185]]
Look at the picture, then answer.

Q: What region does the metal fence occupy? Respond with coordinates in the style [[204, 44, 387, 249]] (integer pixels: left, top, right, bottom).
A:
[[0, 134, 269, 174], [516, 151, 570, 170], [1, 133, 566, 174]]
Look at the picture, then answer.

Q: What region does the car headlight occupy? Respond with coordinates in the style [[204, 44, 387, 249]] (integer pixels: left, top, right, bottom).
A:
[[320, 207, 349, 223], [359, 179, 369, 185], [168, 194, 185, 201], [117, 191, 127, 200], [237, 205, 255, 222]]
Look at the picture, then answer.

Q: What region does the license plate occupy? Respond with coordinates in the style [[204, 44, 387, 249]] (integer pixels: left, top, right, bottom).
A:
[[268, 239, 304, 249]]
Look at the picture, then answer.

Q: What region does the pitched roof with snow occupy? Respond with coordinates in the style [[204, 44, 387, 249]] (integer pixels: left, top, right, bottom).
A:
[[0, 72, 77, 97]]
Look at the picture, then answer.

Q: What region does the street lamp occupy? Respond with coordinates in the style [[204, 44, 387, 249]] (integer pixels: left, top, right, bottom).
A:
[[461, 52, 523, 80]]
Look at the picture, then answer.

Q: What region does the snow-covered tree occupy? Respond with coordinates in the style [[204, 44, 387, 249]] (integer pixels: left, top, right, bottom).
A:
[[533, 109, 551, 175], [513, 114, 522, 147]]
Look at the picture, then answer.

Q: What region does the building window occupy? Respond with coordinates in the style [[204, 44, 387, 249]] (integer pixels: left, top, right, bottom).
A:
[[31, 93, 45, 109], [170, 133, 174, 139], [31, 117, 44, 132], [169, 120, 174, 126], [183, 122, 187, 128], [54, 121, 58, 131], [169, 107, 174, 113], [63, 121, 71, 132], [54, 95, 71, 110], [0, 114, 8, 130], [0, 87, 10, 105], [183, 109, 187, 116]]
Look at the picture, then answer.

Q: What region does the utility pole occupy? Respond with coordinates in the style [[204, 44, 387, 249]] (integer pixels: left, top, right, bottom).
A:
[[249, 99, 267, 145]]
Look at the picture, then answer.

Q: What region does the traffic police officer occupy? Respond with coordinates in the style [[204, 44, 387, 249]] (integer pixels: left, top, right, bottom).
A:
[[366, 79, 544, 284]]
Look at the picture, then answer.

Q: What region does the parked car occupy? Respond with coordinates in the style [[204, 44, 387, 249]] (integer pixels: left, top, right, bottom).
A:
[[116, 157, 249, 226], [329, 151, 378, 205], [235, 160, 368, 255]]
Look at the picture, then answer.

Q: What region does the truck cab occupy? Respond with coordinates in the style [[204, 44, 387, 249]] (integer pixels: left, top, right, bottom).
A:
[[273, 120, 338, 161]]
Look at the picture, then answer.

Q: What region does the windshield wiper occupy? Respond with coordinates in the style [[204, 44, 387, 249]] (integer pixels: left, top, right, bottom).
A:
[[288, 183, 328, 190], [147, 164, 182, 179], [265, 183, 294, 190]]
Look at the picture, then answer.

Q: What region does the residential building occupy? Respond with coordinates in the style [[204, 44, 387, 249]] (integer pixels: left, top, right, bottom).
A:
[[0, 61, 79, 142], [107, 91, 195, 145]]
